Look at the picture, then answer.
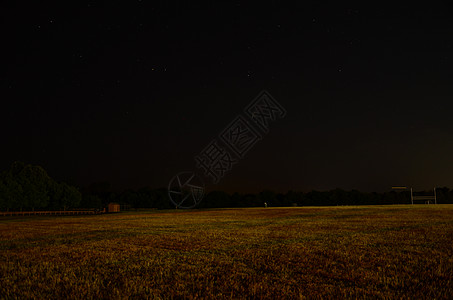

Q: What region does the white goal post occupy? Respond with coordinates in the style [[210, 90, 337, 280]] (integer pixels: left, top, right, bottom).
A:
[[411, 187, 437, 205]]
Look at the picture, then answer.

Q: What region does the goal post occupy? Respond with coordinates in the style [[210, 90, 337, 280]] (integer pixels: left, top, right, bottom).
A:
[[411, 187, 437, 204]]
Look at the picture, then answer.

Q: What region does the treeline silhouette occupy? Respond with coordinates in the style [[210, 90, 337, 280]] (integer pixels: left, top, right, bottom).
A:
[[1, 163, 452, 211], [75, 185, 453, 209], [0, 162, 81, 211]]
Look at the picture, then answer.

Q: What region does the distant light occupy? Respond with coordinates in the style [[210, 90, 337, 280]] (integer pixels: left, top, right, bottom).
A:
[[392, 186, 407, 189]]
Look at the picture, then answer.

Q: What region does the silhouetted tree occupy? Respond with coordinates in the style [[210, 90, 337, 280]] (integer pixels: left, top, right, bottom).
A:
[[9, 162, 51, 210], [230, 192, 242, 207], [241, 194, 260, 207], [0, 171, 23, 211], [286, 190, 302, 206], [436, 187, 450, 204], [59, 182, 81, 210], [80, 194, 103, 209], [258, 190, 276, 207], [201, 191, 231, 208], [0, 162, 81, 211]]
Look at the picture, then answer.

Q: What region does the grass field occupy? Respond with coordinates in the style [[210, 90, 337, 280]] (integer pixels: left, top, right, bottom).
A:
[[1, 205, 452, 299]]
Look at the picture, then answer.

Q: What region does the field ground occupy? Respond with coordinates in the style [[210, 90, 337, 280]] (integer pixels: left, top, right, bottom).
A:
[[1, 205, 452, 299]]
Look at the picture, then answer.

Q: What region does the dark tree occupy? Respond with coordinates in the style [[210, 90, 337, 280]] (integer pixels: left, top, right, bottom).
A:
[[258, 190, 277, 207], [9, 163, 51, 210], [0, 162, 81, 211], [201, 191, 231, 208]]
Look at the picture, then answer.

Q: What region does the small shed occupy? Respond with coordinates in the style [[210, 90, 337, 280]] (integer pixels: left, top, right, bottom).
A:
[[107, 203, 120, 213]]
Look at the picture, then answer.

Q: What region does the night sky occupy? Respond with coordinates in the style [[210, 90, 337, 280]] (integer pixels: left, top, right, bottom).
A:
[[1, 2, 453, 193]]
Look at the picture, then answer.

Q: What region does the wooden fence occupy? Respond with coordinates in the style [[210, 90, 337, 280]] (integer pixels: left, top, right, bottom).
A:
[[0, 210, 103, 217]]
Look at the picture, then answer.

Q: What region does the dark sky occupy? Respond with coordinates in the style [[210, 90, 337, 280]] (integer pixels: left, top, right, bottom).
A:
[[1, 2, 453, 193]]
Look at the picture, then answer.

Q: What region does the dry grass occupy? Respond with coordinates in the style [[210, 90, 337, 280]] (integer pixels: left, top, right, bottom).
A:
[[1, 205, 452, 299]]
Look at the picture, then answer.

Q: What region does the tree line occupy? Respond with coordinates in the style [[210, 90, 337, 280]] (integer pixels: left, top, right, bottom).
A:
[[0, 162, 81, 211], [1, 162, 452, 211], [80, 186, 453, 209]]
